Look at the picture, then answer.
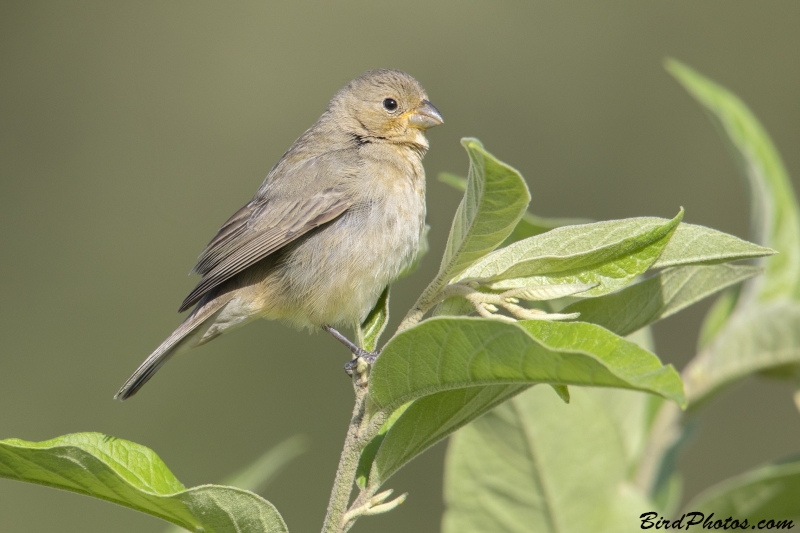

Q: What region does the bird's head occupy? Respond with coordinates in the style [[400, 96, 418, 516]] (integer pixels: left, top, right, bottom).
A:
[[329, 69, 443, 149]]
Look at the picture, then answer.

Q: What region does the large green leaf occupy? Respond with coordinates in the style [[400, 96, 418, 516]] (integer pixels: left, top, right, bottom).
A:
[[684, 301, 800, 406], [667, 59, 800, 302], [438, 172, 589, 243], [563, 265, 761, 337], [367, 317, 685, 417], [454, 213, 682, 297], [0, 433, 287, 533], [685, 458, 800, 522], [442, 387, 655, 533], [360, 327, 663, 491], [422, 139, 531, 300]]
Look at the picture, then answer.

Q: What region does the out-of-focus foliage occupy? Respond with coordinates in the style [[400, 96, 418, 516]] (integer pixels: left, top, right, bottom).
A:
[[669, 60, 800, 405]]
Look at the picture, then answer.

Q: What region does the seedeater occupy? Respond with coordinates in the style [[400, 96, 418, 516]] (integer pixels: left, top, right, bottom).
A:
[[116, 69, 442, 400]]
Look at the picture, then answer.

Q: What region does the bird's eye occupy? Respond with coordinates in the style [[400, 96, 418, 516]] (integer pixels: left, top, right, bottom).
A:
[[382, 98, 398, 112]]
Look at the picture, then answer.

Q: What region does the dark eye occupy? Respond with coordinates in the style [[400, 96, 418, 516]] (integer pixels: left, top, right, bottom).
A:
[[382, 98, 398, 112]]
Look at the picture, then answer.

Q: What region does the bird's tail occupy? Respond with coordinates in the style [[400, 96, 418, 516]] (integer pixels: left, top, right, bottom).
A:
[[115, 292, 238, 401]]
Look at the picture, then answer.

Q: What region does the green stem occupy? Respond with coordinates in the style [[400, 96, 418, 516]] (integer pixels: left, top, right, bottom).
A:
[[396, 305, 426, 334], [321, 375, 388, 533], [396, 279, 457, 333]]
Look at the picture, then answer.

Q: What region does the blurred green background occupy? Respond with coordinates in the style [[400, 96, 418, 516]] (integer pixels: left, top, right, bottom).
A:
[[2, 1, 800, 531]]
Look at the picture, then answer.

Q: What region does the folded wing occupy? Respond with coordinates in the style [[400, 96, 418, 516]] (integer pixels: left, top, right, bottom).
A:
[[179, 187, 351, 312]]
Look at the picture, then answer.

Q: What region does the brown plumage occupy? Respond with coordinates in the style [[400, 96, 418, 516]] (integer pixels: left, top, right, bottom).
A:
[[115, 69, 442, 400]]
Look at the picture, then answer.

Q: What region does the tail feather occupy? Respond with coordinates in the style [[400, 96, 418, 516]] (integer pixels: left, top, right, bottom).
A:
[[115, 295, 234, 401]]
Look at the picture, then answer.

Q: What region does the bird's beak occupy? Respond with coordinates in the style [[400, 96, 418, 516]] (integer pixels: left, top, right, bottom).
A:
[[408, 100, 444, 130]]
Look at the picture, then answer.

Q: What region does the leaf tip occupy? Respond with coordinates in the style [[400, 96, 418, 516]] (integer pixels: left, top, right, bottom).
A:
[[460, 137, 484, 150], [665, 207, 686, 232], [664, 364, 688, 409], [663, 57, 700, 86], [663, 57, 685, 75], [550, 384, 571, 404]]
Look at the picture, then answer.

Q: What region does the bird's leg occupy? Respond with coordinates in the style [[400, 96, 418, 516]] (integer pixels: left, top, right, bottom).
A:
[[324, 326, 380, 375], [324, 325, 372, 358]]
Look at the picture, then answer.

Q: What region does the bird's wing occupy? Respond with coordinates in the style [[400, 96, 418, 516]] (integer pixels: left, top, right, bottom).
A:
[[191, 202, 257, 276], [179, 187, 351, 312]]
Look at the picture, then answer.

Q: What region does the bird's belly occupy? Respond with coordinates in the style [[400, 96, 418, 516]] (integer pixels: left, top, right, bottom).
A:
[[259, 189, 425, 329]]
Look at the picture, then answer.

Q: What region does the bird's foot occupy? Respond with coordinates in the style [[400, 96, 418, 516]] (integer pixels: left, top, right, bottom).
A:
[[343, 349, 381, 377]]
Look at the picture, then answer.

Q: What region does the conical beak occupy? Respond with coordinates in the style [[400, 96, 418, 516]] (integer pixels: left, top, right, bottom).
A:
[[408, 100, 443, 130]]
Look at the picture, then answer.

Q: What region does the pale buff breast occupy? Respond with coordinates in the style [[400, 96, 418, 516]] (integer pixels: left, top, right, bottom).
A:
[[257, 148, 427, 330]]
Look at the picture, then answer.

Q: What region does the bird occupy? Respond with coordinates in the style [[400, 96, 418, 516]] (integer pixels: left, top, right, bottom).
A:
[[115, 69, 443, 400]]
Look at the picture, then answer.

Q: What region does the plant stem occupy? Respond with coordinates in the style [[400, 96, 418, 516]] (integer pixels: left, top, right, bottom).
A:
[[396, 281, 449, 333], [321, 373, 387, 533]]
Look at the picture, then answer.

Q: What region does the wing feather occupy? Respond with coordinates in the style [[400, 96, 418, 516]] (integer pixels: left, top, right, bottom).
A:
[[192, 202, 255, 275], [178, 188, 351, 312]]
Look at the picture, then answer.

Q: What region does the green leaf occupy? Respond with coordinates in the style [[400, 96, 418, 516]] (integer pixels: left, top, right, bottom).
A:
[[442, 387, 655, 533], [438, 172, 589, 243], [363, 385, 528, 491], [454, 213, 683, 297], [651, 223, 775, 269], [562, 264, 761, 337], [685, 458, 800, 522], [367, 317, 685, 417], [0, 433, 287, 533], [684, 300, 800, 406], [505, 212, 593, 245], [667, 59, 800, 301], [358, 286, 390, 352], [432, 295, 478, 318], [519, 321, 683, 405], [355, 401, 412, 490], [428, 139, 531, 295]]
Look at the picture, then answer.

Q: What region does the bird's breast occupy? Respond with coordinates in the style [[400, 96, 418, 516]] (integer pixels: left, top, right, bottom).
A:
[[266, 151, 426, 329]]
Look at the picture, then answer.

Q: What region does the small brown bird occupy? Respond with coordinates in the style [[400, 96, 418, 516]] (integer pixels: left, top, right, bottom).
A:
[[115, 69, 442, 400]]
